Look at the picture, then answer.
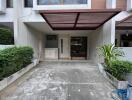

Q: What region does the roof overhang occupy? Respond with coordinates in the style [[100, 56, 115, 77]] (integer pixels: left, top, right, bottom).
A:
[[116, 15, 132, 30], [40, 9, 120, 30]]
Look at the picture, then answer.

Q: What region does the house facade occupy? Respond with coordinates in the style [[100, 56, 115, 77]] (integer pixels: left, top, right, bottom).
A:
[[0, 0, 132, 63]]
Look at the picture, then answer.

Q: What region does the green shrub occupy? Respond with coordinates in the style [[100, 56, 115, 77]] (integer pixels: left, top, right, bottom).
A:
[[107, 60, 132, 80], [0, 47, 33, 80], [0, 27, 14, 45]]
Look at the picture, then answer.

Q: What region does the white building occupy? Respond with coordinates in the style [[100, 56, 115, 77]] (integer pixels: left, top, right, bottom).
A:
[[0, 0, 132, 63]]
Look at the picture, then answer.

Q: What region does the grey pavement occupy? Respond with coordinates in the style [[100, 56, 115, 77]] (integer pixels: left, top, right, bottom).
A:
[[0, 61, 114, 100]]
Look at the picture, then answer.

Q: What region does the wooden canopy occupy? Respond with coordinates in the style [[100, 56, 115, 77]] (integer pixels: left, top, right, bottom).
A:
[[40, 9, 120, 30], [116, 15, 132, 30]]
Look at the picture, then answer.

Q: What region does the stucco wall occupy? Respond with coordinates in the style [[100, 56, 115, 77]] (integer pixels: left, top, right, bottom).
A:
[[90, 20, 113, 63], [15, 21, 43, 60], [0, 9, 14, 22], [119, 47, 132, 61]]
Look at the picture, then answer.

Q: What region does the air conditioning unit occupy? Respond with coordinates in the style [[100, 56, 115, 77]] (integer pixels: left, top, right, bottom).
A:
[[0, 0, 6, 14], [127, 0, 132, 11]]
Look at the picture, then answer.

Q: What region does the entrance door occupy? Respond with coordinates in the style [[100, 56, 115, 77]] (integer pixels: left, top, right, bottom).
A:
[[59, 37, 69, 59], [71, 37, 87, 60]]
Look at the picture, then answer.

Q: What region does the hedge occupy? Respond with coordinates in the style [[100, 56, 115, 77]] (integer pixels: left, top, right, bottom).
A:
[[0, 27, 14, 45], [0, 47, 33, 80]]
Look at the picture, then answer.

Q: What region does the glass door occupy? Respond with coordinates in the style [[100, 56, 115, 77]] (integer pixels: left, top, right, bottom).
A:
[[71, 37, 87, 60]]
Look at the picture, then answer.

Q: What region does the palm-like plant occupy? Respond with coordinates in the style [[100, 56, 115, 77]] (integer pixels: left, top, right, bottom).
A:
[[99, 44, 124, 68]]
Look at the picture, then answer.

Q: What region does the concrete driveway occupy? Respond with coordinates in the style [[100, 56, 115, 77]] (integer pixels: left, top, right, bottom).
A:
[[0, 61, 114, 100]]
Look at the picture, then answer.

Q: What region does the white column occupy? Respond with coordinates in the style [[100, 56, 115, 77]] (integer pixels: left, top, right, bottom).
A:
[[13, 0, 19, 45]]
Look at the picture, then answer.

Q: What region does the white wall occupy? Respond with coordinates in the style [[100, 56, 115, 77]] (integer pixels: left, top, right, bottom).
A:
[[16, 21, 44, 60], [0, 9, 14, 22], [90, 20, 113, 63], [119, 47, 132, 61]]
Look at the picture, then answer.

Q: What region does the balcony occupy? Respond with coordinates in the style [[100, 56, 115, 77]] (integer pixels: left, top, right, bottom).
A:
[[33, 0, 90, 10]]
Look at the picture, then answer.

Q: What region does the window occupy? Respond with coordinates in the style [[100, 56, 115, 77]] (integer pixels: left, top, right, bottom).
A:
[[24, 0, 33, 7], [120, 34, 132, 47], [45, 35, 58, 48], [37, 0, 87, 5], [6, 0, 13, 8]]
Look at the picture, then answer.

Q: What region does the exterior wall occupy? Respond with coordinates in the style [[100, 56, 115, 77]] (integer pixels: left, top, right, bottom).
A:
[[91, 0, 106, 9], [15, 21, 43, 60], [116, 0, 127, 10], [90, 20, 113, 63], [0, 9, 14, 22], [119, 47, 132, 61]]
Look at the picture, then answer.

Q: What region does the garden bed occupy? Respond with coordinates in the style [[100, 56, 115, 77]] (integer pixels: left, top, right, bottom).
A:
[[0, 63, 36, 91], [0, 46, 39, 91], [98, 63, 129, 89]]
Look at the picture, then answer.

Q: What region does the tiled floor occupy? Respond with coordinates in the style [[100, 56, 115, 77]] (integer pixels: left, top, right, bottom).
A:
[[0, 61, 114, 100]]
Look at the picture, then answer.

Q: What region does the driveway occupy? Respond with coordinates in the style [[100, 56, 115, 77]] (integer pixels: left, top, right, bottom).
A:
[[0, 61, 114, 100]]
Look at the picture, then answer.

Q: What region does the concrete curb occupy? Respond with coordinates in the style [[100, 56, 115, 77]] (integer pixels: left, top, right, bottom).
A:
[[97, 63, 108, 79], [0, 60, 39, 92]]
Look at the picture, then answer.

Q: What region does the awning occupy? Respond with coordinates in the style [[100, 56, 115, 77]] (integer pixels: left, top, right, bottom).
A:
[[116, 15, 132, 30], [40, 9, 120, 30]]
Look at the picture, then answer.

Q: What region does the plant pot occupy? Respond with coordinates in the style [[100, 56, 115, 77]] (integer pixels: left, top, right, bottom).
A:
[[116, 80, 128, 90], [126, 73, 132, 86], [106, 72, 128, 89]]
